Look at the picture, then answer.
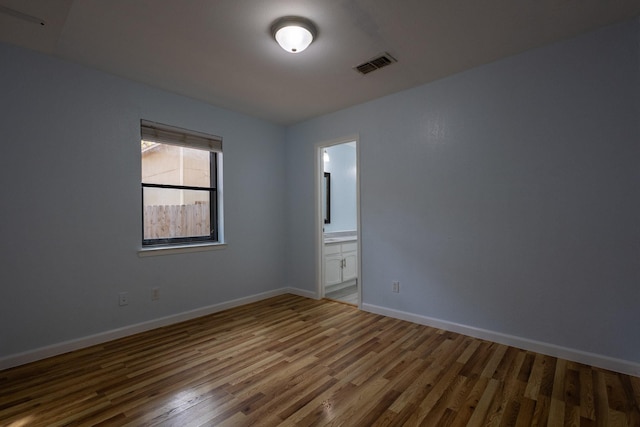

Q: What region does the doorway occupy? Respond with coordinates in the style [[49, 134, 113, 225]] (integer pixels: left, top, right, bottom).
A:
[[317, 138, 360, 307]]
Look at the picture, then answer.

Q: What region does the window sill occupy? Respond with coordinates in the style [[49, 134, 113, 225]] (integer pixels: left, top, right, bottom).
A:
[[138, 242, 227, 257]]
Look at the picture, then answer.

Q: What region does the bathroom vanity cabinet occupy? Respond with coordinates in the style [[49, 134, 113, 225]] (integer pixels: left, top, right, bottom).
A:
[[324, 241, 357, 287]]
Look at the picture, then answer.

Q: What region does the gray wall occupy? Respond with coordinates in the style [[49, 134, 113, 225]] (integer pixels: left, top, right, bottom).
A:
[[0, 42, 286, 357], [285, 19, 640, 363]]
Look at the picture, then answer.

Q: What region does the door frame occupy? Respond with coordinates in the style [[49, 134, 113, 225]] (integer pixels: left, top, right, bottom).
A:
[[315, 135, 362, 308]]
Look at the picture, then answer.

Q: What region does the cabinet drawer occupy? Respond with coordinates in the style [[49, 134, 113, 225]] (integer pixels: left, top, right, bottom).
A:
[[324, 243, 342, 255], [341, 242, 357, 252]]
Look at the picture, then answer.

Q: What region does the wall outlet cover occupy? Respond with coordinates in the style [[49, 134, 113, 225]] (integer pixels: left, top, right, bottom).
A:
[[118, 292, 129, 306]]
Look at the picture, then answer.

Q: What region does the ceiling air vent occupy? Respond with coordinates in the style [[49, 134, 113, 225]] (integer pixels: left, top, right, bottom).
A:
[[354, 53, 397, 75]]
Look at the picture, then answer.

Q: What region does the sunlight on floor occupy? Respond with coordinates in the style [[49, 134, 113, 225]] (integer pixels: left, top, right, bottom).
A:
[[8, 415, 36, 427]]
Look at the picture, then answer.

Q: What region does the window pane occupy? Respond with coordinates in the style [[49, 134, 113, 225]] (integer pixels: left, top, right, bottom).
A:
[[143, 187, 211, 240], [141, 143, 210, 187]]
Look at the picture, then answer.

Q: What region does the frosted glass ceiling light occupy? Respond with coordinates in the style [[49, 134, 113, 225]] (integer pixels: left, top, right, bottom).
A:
[[271, 16, 317, 53]]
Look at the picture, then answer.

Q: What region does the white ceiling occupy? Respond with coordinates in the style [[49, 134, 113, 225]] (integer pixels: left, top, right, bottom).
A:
[[1, 0, 639, 125]]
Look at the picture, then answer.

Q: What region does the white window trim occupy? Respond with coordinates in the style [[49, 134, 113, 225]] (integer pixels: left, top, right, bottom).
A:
[[138, 242, 227, 257]]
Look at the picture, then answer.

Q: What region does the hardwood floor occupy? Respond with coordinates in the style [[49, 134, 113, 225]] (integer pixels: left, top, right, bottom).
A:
[[1, 294, 639, 426]]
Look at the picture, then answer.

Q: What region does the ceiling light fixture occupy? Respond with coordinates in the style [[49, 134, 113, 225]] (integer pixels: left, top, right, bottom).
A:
[[271, 16, 317, 54]]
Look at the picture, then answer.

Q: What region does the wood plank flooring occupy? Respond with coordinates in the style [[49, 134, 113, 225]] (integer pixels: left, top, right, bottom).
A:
[[1, 294, 639, 426]]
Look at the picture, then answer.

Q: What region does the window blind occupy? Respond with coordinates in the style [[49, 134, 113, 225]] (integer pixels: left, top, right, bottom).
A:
[[140, 120, 222, 152]]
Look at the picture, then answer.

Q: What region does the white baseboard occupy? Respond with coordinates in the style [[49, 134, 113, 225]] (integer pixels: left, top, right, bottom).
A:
[[0, 288, 302, 371], [284, 286, 318, 299], [8, 292, 634, 377], [362, 303, 640, 378]]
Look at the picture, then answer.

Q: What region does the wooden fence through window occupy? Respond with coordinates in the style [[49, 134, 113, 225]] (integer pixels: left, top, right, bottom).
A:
[[143, 203, 210, 239]]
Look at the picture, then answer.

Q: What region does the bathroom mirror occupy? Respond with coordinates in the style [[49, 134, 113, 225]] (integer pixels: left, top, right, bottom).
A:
[[323, 172, 331, 224]]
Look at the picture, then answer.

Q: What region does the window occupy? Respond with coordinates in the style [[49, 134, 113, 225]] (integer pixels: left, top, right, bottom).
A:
[[141, 120, 222, 246]]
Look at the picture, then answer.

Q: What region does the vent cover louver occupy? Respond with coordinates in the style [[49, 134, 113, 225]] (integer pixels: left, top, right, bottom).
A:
[[354, 53, 397, 75]]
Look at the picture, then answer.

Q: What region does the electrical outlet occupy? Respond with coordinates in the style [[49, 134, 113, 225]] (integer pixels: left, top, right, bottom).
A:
[[118, 292, 129, 306], [392, 281, 400, 293], [151, 287, 160, 301]]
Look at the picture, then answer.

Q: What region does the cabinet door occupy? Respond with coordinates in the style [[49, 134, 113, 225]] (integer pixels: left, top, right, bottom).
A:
[[342, 250, 358, 282], [325, 253, 344, 286]]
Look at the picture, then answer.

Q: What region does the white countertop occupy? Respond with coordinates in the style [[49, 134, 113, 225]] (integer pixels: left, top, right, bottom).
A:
[[324, 233, 357, 244]]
